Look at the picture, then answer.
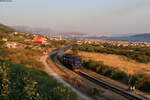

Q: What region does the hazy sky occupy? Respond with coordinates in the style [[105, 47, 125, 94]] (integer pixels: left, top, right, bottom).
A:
[[0, 0, 150, 33]]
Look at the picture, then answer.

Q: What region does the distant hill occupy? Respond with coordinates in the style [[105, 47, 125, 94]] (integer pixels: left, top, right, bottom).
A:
[[63, 33, 86, 36], [131, 33, 150, 38], [12, 26, 53, 35], [0, 24, 16, 34]]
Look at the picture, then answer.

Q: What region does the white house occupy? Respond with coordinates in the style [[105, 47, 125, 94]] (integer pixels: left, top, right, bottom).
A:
[[5, 42, 17, 48]]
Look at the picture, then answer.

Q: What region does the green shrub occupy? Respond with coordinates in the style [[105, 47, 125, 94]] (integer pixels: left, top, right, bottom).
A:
[[111, 70, 128, 84], [0, 48, 44, 69], [0, 60, 76, 100], [0, 41, 5, 45], [136, 74, 150, 93]]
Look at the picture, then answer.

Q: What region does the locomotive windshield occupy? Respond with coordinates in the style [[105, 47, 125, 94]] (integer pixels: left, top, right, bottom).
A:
[[74, 59, 82, 65]]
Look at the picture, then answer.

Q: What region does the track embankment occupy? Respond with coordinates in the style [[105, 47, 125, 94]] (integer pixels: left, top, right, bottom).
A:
[[41, 55, 93, 100], [46, 54, 132, 100]]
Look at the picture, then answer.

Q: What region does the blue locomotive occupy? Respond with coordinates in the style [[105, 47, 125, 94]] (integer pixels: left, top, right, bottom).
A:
[[57, 51, 82, 70]]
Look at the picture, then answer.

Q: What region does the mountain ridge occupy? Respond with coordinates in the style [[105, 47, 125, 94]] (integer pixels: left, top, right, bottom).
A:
[[12, 26, 53, 35], [131, 33, 150, 38], [0, 24, 17, 34]]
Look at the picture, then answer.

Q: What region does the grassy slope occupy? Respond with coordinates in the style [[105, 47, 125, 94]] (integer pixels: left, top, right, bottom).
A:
[[0, 23, 76, 99], [78, 51, 150, 74], [0, 60, 76, 100], [0, 24, 18, 40], [0, 24, 16, 34], [74, 44, 150, 63]]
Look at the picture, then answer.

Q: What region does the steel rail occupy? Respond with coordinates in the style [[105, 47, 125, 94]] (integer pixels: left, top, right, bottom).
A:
[[77, 71, 148, 100], [50, 46, 149, 100]]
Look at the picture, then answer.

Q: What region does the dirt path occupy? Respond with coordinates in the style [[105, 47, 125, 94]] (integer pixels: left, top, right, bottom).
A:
[[40, 55, 93, 100]]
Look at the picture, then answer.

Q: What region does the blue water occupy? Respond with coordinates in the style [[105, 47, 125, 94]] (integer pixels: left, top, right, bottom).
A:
[[69, 37, 150, 42]]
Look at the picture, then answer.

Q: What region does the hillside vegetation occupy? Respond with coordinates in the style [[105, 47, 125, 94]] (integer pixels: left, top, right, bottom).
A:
[[0, 47, 44, 69], [0, 24, 76, 99], [132, 33, 150, 38], [0, 60, 76, 100], [0, 24, 16, 34]]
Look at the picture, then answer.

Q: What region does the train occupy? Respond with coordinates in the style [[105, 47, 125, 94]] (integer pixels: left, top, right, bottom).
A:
[[57, 51, 82, 70]]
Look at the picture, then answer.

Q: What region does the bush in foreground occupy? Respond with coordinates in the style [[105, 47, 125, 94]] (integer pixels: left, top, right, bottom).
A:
[[0, 60, 76, 100]]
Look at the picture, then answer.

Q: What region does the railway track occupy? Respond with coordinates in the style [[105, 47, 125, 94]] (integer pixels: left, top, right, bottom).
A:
[[76, 70, 149, 100], [50, 46, 149, 100]]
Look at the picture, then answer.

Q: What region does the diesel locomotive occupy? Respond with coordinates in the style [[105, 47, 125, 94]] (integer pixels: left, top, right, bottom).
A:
[[57, 51, 82, 70]]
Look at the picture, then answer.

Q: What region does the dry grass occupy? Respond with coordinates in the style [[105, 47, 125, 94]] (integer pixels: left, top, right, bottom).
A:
[[78, 51, 150, 74]]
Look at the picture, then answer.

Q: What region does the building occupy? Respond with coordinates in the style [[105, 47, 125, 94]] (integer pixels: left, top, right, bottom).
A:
[[25, 35, 48, 44], [2, 38, 8, 42], [33, 35, 47, 44], [13, 32, 18, 35], [4, 42, 17, 48]]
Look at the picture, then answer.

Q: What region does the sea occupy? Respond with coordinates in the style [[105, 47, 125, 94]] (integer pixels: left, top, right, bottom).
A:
[[68, 37, 150, 42]]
